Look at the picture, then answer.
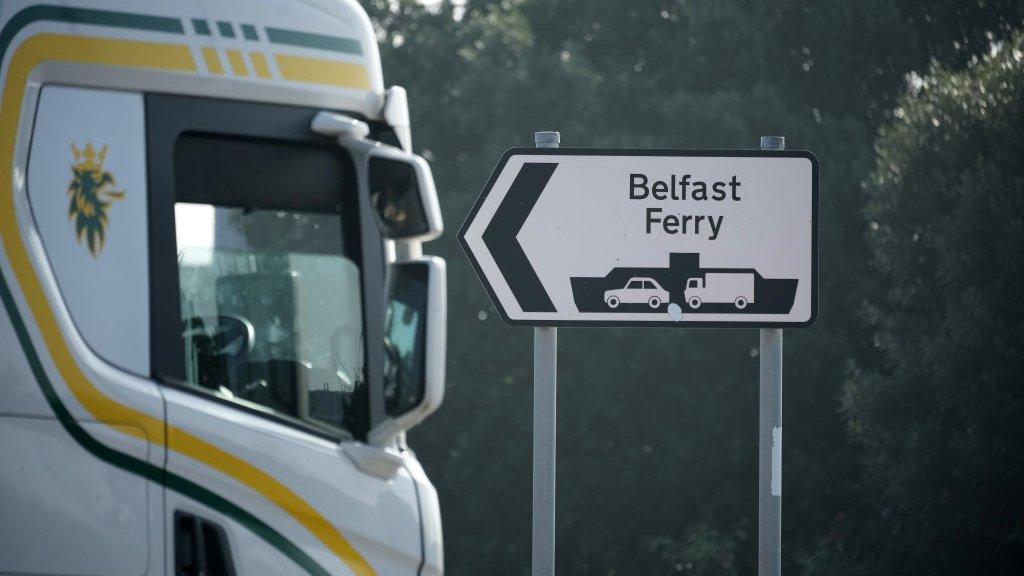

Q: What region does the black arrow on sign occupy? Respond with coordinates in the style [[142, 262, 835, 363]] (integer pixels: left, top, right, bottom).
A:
[[481, 162, 558, 312]]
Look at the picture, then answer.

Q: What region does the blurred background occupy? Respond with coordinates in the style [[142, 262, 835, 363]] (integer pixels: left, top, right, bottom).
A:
[[365, 1, 1024, 574]]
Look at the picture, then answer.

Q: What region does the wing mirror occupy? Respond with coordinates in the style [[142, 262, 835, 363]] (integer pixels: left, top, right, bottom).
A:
[[311, 111, 442, 241], [367, 149, 442, 240], [368, 257, 446, 446]]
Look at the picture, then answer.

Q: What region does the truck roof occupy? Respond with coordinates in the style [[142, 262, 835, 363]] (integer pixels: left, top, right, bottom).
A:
[[0, 0, 386, 119]]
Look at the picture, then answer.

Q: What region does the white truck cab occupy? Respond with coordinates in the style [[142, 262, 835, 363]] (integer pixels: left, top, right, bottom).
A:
[[0, 1, 446, 575], [685, 273, 755, 310]]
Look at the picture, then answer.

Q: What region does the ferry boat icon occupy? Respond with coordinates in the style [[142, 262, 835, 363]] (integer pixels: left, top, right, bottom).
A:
[[570, 253, 798, 314]]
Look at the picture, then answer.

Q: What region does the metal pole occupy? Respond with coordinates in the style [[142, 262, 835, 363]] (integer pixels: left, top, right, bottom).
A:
[[532, 130, 559, 576], [758, 134, 785, 576]]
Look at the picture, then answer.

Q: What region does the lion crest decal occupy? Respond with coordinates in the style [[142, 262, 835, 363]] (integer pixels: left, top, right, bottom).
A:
[[68, 143, 124, 256]]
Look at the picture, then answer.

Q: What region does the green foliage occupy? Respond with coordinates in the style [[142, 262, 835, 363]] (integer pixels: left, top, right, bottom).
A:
[[363, 1, 1024, 574], [838, 31, 1024, 575]]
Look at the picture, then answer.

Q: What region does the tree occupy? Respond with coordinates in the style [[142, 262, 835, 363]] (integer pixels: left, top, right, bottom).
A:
[[836, 30, 1024, 575]]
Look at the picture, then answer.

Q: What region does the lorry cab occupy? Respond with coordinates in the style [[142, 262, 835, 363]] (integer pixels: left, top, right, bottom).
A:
[[0, 1, 445, 575], [685, 273, 754, 310]]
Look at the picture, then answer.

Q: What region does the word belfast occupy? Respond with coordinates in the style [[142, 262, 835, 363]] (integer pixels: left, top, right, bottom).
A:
[[629, 173, 742, 241]]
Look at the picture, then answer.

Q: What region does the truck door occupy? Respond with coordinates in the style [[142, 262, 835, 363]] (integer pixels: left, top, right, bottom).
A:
[[0, 85, 162, 575], [147, 95, 423, 575]]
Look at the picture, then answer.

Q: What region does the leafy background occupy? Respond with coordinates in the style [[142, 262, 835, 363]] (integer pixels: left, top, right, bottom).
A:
[[362, 1, 1024, 574]]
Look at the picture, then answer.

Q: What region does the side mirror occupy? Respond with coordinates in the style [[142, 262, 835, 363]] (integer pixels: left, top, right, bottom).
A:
[[310, 110, 442, 241], [367, 146, 443, 241], [368, 257, 446, 446]]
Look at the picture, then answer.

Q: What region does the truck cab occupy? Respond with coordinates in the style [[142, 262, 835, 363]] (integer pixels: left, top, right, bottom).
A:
[[0, 1, 445, 575]]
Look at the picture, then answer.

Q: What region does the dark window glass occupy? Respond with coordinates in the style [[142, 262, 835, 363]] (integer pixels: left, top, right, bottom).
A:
[[173, 134, 365, 436]]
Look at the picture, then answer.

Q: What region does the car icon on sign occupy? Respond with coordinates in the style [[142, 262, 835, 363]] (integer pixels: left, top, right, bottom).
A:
[[604, 277, 670, 309]]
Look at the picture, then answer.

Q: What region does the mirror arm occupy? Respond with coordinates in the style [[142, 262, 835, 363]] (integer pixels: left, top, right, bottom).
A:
[[395, 241, 422, 261], [340, 442, 404, 479], [383, 86, 412, 153], [367, 417, 405, 447], [310, 111, 369, 140]]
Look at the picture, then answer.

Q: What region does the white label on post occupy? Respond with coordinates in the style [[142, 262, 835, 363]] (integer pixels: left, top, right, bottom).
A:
[[770, 426, 782, 497]]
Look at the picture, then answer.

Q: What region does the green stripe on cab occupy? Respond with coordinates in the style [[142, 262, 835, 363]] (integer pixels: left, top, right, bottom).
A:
[[265, 26, 362, 56], [191, 18, 211, 35], [241, 23, 259, 41], [217, 20, 235, 38]]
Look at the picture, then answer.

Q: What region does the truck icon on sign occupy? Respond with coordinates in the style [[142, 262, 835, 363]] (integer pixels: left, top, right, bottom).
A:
[[685, 273, 754, 310]]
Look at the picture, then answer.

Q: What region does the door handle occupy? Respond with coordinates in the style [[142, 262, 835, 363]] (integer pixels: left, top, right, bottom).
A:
[[174, 511, 236, 576]]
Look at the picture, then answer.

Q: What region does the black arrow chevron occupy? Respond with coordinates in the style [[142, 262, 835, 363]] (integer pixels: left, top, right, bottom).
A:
[[481, 162, 558, 312]]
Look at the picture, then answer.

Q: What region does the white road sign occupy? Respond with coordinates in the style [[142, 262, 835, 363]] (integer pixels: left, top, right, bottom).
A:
[[459, 149, 818, 327]]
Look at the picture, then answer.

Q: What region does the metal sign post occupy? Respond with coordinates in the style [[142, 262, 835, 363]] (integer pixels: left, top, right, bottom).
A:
[[532, 130, 559, 576], [758, 134, 785, 576]]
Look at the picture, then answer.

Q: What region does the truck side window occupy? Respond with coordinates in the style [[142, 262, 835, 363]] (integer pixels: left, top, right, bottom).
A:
[[172, 133, 366, 437]]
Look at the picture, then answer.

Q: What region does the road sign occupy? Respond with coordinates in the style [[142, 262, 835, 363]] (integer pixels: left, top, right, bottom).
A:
[[460, 148, 818, 327]]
